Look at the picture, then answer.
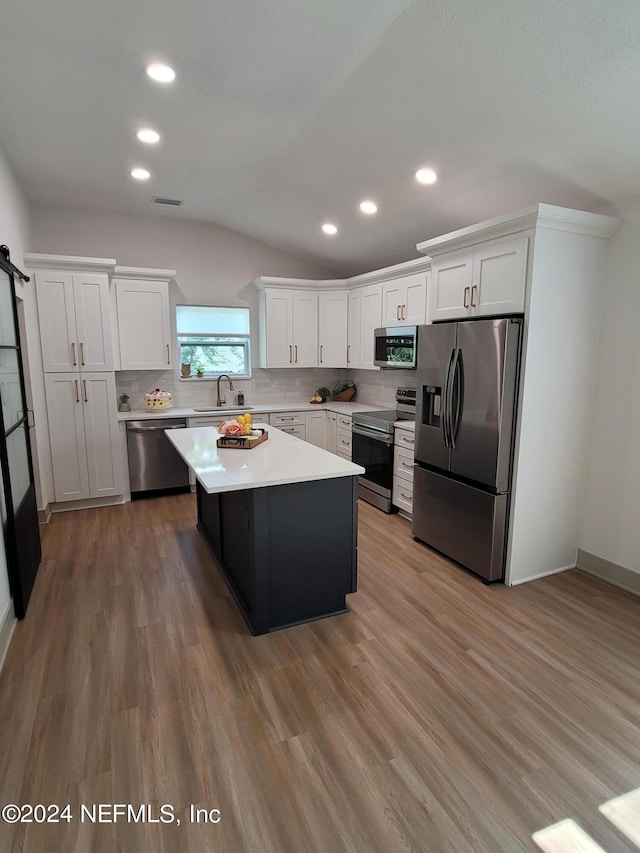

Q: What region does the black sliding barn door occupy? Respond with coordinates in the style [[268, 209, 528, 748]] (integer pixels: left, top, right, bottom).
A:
[[0, 249, 41, 618]]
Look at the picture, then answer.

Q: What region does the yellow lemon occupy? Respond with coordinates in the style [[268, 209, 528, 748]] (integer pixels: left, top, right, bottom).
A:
[[237, 414, 245, 425]]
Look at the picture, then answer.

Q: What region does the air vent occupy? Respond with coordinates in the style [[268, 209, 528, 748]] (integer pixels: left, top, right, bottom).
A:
[[152, 196, 184, 206]]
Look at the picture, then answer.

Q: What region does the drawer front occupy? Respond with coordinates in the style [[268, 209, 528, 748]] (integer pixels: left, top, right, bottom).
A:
[[394, 446, 415, 482], [271, 411, 305, 427], [395, 428, 416, 451], [337, 414, 352, 430], [392, 477, 414, 514], [336, 428, 352, 457], [279, 424, 306, 440]]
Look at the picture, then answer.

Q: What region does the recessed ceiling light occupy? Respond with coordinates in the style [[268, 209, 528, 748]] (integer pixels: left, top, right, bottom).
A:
[[145, 63, 176, 83], [359, 200, 378, 215], [322, 223, 338, 236], [137, 128, 160, 144], [415, 167, 437, 185], [131, 168, 151, 181]]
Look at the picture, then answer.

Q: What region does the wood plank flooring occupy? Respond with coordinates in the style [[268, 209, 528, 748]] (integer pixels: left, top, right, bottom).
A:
[[1, 494, 639, 852]]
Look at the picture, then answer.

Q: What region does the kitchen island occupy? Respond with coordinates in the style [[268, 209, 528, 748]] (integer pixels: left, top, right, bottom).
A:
[[166, 423, 365, 635]]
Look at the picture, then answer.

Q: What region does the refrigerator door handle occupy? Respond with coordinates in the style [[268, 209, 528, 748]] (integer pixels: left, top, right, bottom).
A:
[[450, 347, 463, 449], [442, 348, 455, 448]]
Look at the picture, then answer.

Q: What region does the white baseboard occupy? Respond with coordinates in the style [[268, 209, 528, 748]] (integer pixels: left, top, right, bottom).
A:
[[577, 549, 640, 597], [0, 600, 16, 674], [506, 564, 574, 586], [51, 495, 126, 513], [38, 504, 51, 524]]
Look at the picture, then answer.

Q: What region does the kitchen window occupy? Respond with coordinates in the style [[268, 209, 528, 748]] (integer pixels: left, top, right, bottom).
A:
[[176, 305, 251, 378]]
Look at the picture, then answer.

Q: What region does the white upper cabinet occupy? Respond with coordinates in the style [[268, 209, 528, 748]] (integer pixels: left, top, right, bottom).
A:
[[35, 268, 113, 372], [258, 286, 318, 368], [318, 291, 348, 368], [347, 289, 361, 370], [381, 272, 427, 326], [291, 291, 318, 368], [428, 237, 528, 322], [114, 269, 174, 370], [359, 284, 382, 370]]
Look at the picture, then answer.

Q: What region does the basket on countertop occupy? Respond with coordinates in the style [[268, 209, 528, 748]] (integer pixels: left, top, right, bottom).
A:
[[332, 380, 356, 402]]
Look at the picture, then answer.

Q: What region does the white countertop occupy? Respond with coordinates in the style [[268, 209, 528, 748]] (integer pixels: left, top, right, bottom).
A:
[[117, 400, 377, 422], [165, 423, 365, 494]]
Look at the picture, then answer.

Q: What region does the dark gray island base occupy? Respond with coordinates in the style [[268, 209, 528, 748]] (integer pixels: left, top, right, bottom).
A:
[[196, 475, 359, 635]]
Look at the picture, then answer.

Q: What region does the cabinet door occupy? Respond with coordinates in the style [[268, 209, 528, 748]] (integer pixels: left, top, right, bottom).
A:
[[326, 412, 337, 455], [359, 284, 382, 370], [428, 250, 473, 321], [318, 291, 347, 367], [44, 373, 90, 502], [305, 410, 326, 449], [381, 279, 404, 325], [81, 373, 121, 498], [73, 273, 113, 371], [36, 270, 78, 372], [264, 289, 293, 368], [292, 291, 318, 368], [116, 279, 172, 370], [402, 272, 428, 325], [472, 237, 528, 316], [347, 289, 361, 369]]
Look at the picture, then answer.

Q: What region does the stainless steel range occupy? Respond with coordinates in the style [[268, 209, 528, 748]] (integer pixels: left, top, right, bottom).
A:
[[352, 387, 415, 512]]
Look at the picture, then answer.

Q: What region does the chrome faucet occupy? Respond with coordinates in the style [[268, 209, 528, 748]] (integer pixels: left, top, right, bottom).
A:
[[216, 374, 234, 407]]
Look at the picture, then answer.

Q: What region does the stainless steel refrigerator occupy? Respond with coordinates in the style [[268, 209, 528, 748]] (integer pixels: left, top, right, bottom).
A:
[[412, 317, 522, 582]]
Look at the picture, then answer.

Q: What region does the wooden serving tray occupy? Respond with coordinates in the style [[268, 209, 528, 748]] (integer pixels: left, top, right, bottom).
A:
[[216, 429, 268, 450]]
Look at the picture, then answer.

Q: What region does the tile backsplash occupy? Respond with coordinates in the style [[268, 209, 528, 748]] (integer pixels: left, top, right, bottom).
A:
[[116, 367, 416, 410]]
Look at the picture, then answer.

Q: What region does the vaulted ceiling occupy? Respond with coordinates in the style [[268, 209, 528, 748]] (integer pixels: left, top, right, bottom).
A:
[[1, 0, 639, 274]]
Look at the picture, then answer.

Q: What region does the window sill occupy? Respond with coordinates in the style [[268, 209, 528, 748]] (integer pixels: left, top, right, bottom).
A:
[[178, 374, 251, 382]]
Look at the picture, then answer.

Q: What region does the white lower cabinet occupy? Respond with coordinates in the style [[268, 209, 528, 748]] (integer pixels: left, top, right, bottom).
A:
[[393, 427, 415, 517], [333, 413, 353, 460], [305, 410, 326, 448], [45, 372, 120, 502], [326, 412, 337, 454], [270, 411, 306, 440]]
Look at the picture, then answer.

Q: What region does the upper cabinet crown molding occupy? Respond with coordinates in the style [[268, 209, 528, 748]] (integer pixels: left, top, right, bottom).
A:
[[252, 275, 346, 292], [416, 204, 621, 257], [346, 255, 431, 288], [24, 253, 116, 273], [113, 266, 176, 282]]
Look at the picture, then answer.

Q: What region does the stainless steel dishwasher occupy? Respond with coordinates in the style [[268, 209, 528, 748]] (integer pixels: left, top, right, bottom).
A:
[[126, 419, 190, 495]]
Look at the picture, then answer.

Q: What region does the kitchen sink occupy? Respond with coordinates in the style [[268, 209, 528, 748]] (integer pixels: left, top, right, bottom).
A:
[[192, 406, 254, 412]]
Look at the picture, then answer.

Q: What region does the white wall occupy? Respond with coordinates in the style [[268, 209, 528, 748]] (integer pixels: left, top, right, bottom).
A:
[[580, 198, 640, 575], [30, 204, 333, 302], [0, 145, 32, 627]]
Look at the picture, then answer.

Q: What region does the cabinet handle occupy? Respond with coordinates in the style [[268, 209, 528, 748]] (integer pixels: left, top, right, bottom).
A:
[[402, 304, 406, 320], [166, 344, 170, 364], [463, 286, 470, 308], [471, 285, 478, 307], [74, 379, 79, 403], [71, 342, 77, 366], [83, 379, 87, 402], [80, 342, 85, 365], [396, 305, 400, 321], [401, 461, 413, 469], [281, 417, 295, 421], [289, 345, 292, 364], [346, 344, 350, 363], [294, 344, 298, 363], [400, 492, 412, 501], [320, 345, 323, 363]]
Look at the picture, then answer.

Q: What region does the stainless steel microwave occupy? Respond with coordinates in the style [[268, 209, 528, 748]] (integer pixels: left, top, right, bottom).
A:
[[374, 325, 418, 368]]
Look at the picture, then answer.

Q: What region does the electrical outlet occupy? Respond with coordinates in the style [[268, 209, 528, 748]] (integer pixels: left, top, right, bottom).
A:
[[295, 378, 301, 387], [132, 382, 139, 392]]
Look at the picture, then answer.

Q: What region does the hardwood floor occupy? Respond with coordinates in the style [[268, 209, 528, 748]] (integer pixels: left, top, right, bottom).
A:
[[1, 494, 639, 852]]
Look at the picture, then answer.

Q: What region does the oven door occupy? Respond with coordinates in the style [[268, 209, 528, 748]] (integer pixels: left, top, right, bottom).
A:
[[351, 424, 395, 511]]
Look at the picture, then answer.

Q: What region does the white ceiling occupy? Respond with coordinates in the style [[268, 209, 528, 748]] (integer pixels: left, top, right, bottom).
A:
[[1, 0, 639, 275]]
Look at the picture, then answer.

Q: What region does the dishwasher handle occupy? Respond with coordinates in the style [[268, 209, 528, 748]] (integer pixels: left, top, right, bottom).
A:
[[127, 423, 186, 432]]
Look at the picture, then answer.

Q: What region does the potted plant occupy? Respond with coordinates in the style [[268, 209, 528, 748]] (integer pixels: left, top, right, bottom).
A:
[[195, 364, 204, 378], [310, 386, 331, 403], [181, 361, 191, 377]]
